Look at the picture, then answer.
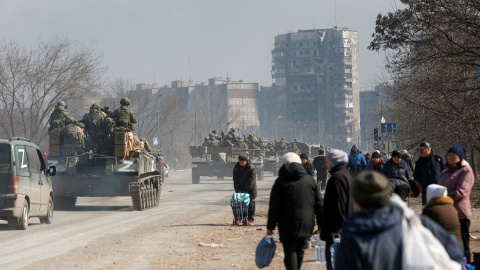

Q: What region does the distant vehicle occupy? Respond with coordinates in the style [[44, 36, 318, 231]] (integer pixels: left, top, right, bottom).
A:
[[190, 146, 264, 184], [0, 137, 56, 230]]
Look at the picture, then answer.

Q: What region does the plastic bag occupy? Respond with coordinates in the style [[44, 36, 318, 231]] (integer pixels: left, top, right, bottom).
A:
[[390, 195, 461, 270], [255, 235, 276, 268]]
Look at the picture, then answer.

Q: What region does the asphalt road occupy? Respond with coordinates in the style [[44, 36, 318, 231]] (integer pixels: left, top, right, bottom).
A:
[[0, 169, 282, 269]]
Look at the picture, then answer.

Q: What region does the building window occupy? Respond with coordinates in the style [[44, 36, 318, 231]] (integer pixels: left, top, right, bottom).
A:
[[306, 50, 310, 55], [300, 51, 303, 56], [314, 50, 317, 55], [307, 42, 310, 46]]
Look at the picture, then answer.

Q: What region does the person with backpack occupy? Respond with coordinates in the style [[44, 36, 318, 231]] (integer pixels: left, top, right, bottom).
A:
[[346, 145, 366, 176], [414, 142, 447, 205], [334, 171, 463, 270], [113, 97, 137, 132]]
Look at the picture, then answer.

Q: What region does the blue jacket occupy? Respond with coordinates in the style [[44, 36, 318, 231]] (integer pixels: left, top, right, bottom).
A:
[[347, 151, 367, 174], [335, 204, 463, 270], [381, 158, 413, 180]]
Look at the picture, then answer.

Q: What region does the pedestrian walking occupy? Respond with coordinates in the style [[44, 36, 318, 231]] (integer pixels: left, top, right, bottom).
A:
[[381, 150, 413, 180], [157, 154, 168, 182], [313, 149, 328, 191], [334, 171, 464, 270], [365, 151, 383, 173], [438, 144, 475, 263], [346, 145, 366, 176], [413, 142, 446, 205], [300, 153, 315, 177], [233, 154, 257, 226], [422, 184, 463, 248], [266, 152, 323, 270], [321, 149, 354, 270]]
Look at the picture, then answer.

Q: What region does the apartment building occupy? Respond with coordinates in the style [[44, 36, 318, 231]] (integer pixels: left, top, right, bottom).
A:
[[271, 27, 361, 149]]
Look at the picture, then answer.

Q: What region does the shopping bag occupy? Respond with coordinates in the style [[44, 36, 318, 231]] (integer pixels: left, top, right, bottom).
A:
[[255, 235, 276, 268]]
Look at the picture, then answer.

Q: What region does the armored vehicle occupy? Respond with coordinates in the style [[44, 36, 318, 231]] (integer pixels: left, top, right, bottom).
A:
[[190, 146, 264, 184], [47, 130, 161, 210], [0, 137, 56, 229]]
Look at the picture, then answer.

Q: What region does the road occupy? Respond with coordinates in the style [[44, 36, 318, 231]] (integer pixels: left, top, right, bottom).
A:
[[0, 169, 327, 270]]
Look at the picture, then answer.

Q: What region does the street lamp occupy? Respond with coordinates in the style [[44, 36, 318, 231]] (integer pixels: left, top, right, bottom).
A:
[[275, 116, 282, 141]]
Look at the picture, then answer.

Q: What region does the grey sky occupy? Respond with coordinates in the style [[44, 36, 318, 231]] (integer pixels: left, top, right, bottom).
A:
[[0, 0, 402, 89]]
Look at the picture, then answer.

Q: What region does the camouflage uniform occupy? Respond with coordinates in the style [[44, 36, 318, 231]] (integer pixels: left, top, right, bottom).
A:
[[82, 103, 106, 136], [97, 118, 115, 156], [140, 138, 152, 152], [62, 117, 86, 155], [49, 101, 70, 132], [113, 98, 137, 131]]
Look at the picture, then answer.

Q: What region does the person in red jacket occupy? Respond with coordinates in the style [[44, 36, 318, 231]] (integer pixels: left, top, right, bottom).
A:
[[438, 144, 475, 263]]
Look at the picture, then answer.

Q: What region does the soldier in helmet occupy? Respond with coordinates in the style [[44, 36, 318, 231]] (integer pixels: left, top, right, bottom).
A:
[[49, 100, 70, 132], [82, 103, 107, 136], [113, 97, 137, 131], [62, 117, 86, 155]]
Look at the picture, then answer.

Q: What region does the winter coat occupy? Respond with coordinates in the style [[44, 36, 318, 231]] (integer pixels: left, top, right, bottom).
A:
[[422, 196, 463, 248], [233, 160, 257, 199], [303, 160, 315, 176], [347, 151, 367, 174], [401, 153, 415, 174], [335, 204, 464, 270], [414, 150, 446, 189], [381, 159, 413, 180], [312, 155, 328, 181], [267, 163, 323, 242], [157, 157, 167, 173], [320, 165, 355, 240], [388, 176, 411, 201], [437, 160, 475, 220], [365, 159, 383, 173]]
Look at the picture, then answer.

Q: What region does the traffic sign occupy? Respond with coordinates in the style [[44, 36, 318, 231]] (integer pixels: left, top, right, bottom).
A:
[[381, 123, 396, 133], [153, 137, 159, 146]]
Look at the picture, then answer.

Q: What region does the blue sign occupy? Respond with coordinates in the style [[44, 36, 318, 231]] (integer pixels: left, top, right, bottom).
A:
[[153, 137, 159, 146], [381, 123, 396, 133]]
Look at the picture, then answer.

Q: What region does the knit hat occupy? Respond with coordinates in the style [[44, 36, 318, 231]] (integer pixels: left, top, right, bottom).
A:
[[426, 184, 447, 203], [238, 154, 248, 161], [353, 171, 391, 209], [401, 149, 408, 154], [447, 144, 466, 160], [318, 149, 325, 155], [279, 152, 302, 167], [391, 150, 401, 157], [371, 152, 381, 159], [300, 153, 309, 160], [326, 149, 348, 165]]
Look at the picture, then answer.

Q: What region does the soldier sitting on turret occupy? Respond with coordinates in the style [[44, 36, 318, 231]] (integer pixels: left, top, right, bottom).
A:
[[82, 103, 106, 136], [49, 100, 70, 132], [140, 138, 152, 152], [62, 117, 86, 156], [113, 97, 137, 132]]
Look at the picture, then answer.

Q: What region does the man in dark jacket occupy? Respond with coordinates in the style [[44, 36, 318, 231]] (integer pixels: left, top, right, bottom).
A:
[[300, 153, 315, 177], [321, 149, 354, 270], [335, 171, 463, 270], [233, 154, 257, 225], [347, 145, 366, 176], [313, 149, 328, 191], [381, 150, 413, 180], [267, 152, 323, 270], [413, 142, 446, 205]]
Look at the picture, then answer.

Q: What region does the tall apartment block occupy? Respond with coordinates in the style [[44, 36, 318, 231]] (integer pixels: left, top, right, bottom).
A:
[[271, 27, 360, 149]]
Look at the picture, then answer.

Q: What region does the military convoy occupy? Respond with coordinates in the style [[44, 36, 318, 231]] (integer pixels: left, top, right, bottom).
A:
[[47, 99, 161, 211]]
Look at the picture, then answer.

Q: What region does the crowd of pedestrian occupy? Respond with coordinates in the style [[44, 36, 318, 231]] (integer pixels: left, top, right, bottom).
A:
[[252, 140, 476, 269]]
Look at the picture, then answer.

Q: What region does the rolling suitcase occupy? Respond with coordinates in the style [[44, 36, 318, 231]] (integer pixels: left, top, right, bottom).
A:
[[230, 193, 250, 226]]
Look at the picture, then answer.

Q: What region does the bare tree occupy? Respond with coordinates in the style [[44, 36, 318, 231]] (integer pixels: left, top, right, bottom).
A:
[[0, 37, 107, 146], [369, 0, 480, 155]]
